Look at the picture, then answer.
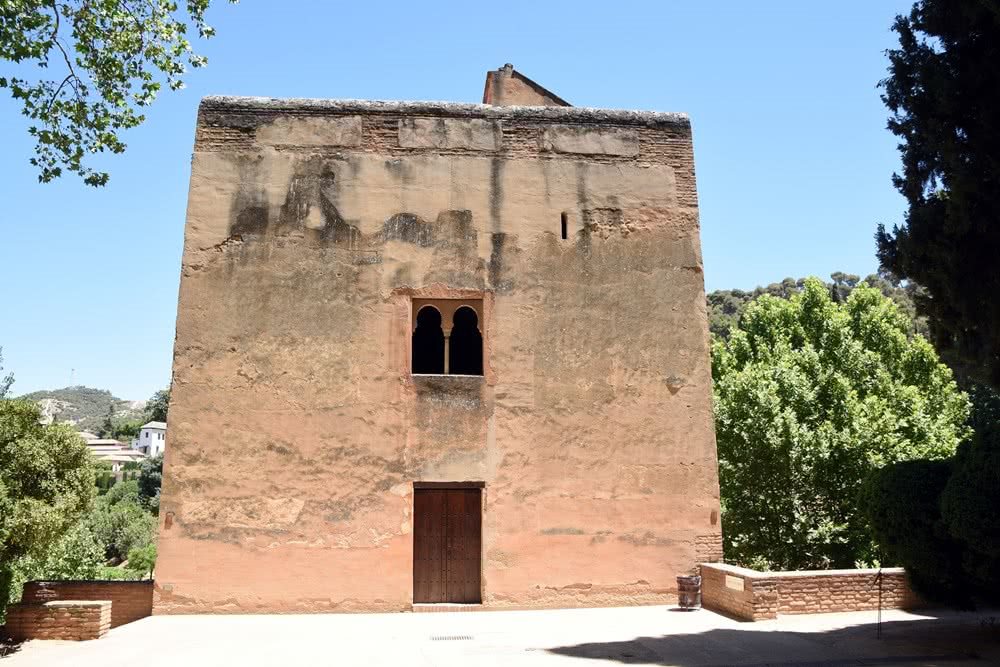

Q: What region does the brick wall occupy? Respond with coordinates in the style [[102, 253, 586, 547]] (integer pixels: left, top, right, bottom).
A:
[[700, 563, 777, 620], [20, 581, 153, 628], [701, 563, 920, 621], [3, 601, 111, 641], [774, 569, 920, 615]]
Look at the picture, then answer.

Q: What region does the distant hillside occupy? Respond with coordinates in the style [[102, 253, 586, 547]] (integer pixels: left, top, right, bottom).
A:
[[19, 386, 146, 432], [707, 272, 929, 341]]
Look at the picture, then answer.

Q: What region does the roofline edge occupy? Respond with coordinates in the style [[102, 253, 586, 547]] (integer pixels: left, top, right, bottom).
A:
[[197, 96, 690, 128]]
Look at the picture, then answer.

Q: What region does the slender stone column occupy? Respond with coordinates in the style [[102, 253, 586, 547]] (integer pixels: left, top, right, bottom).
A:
[[443, 328, 451, 374]]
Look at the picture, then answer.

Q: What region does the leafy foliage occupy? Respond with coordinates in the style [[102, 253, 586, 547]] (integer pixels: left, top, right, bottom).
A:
[[860, 459, 971, 605], [125, 543, 156, 579], [111, 418, 143, 441], [876, 0, 1000, 388], [145, 387, 169, 423], [0, 348, 13, 399], [18, 522, 104, 581], [713, 278, 970, 570], [1, 0, 236, 185], [707, 272, 927, 341], [939, 386, 1000, 601], [863, 387, 1000, 607], [138, 452, 163, 513], [0, 399, 94, 618], [86, 480, 156, 562]]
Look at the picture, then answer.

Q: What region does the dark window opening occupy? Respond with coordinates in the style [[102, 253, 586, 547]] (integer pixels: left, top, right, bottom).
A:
[[449, 307, 483, 376], [560, 212, 568, 240], [412, 306, 445, 374]]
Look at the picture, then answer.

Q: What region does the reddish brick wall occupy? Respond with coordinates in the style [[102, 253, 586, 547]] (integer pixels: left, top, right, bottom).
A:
[[3, 601, 111, 641], [700, 563, 777, 620], [701, 563, 920, 621], [20, 581, 153, 628], [774, 569, 920, 615]]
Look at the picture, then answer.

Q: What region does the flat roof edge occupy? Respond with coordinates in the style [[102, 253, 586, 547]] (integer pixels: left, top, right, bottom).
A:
[[198, 96, 690, 128]]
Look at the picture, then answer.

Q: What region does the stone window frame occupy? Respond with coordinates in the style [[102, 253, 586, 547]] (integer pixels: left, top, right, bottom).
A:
[[411, 297, 484, 376]]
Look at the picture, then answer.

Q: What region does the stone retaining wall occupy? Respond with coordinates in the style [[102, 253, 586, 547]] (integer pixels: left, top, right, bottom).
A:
[[700, 563, 920, 621], [20, 580, 153, 628], [3, 601, 111, 641]]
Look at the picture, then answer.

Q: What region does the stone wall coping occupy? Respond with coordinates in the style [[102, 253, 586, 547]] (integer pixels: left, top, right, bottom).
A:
[[199, 96, 690, 129], [39, 600, 112, 608], [27, 579, 153, 585], [700, 562, 906, 579]]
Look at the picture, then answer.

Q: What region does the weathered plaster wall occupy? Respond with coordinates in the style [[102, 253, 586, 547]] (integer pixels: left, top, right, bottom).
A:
[[155, 97, 721, 613]]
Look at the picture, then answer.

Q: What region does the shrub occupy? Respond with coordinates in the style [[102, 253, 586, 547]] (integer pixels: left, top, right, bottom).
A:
[[940, 388, 1000, 600], [138, 453, 163, 514], [87, 490, 157, 563], [125, 543, 157, 579], [861, 459, 971, 606]]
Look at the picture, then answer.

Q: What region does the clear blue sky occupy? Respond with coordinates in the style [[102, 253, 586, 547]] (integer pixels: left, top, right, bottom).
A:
[[0, 0, 913, 400]]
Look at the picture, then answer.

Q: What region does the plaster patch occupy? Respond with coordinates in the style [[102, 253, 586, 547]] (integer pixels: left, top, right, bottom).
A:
[[183, 497, 305, 530], [539, 125, 639, 156], [399, 118, 499, 151], [257, 116, 362, 147]]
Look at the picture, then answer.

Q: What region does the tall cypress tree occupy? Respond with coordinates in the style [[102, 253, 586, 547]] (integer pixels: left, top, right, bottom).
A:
[[876, 0, 1000, 387]]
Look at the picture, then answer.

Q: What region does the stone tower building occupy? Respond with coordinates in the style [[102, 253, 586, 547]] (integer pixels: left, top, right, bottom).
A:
[[155, 65, 722, 613]]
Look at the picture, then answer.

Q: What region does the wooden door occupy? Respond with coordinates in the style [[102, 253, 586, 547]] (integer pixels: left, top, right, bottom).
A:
[[413, 488, 482, 603]]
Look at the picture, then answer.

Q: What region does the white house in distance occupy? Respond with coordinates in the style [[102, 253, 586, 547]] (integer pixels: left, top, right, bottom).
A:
[[132, 421, 167, 457], [80, 433, 146, 472]]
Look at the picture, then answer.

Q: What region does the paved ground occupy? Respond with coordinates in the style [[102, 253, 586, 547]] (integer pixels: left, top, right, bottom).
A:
[[3, 605, 998, 666]]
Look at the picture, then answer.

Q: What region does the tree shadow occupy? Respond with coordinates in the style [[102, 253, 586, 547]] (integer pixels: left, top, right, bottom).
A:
[[545, 612, 998, 666], [0, 636, 24, 659]]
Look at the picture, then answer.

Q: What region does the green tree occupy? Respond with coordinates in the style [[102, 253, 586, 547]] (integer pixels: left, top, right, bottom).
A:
[[86, 479, 156, 563], [876, 0, 1000, 388], [706, 272, 927, 341], [97, 401, 115, 438], [0, 400, 94, 617], [0, 347, 13, 398], [19, 522, 104, 581], [125, 543, 156, 579], [145, 387, 169, 423], [713, 278, 970, 570], [138, 452, 163, 513], [111, 418, 142, 441], [1, 0, 236, 186]]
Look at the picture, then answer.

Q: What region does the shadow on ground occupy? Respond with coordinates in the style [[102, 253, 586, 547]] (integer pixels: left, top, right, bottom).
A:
[[546, 612, 999, 666], [0, 637, 24, 659]]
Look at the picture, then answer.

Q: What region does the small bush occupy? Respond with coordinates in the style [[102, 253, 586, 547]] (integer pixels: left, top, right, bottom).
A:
[[95, 566, 144, 581], [861, 459, 972, 606], [941, 418, 1000, 600], [125, 544, 156, 579]]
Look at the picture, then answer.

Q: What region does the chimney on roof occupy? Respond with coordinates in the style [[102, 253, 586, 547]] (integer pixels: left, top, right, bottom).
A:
[[482, 64, 571, 107]]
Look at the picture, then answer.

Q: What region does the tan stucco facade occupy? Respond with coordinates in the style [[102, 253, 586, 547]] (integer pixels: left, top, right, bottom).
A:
[[155, 86, 722, 613]]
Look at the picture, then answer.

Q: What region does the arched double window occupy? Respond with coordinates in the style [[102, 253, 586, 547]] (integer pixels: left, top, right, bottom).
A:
[[411, 299, 483, 376]]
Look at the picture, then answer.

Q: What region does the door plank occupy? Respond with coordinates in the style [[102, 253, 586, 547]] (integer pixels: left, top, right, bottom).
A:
[[413, 489, 447, 603]]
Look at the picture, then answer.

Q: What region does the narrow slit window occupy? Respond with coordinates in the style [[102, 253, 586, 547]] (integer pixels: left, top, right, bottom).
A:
[[561, 212, 568, 240]]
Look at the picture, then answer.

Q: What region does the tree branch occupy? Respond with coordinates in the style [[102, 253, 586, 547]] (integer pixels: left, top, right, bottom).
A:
[[48, 0, 83, 104]]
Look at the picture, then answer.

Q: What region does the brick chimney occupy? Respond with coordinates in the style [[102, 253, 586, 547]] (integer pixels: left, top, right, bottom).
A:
[[482, 64, 571, 107]]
